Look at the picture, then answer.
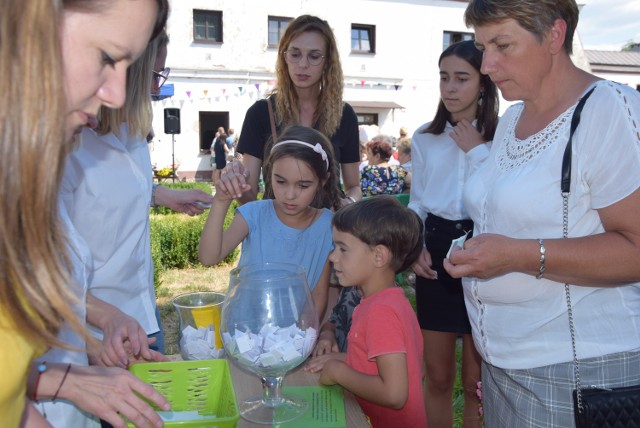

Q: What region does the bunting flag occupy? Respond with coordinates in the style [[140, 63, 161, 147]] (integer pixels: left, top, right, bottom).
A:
[[394, 84, 400, 91], [255, 83, 260, 91], [361, 80, 365, 87], [203, 89, 209, 96], [186, 90, 191, 98]]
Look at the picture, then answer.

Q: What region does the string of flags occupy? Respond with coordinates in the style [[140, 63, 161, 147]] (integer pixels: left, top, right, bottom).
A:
[[157, 79, 419, 104]]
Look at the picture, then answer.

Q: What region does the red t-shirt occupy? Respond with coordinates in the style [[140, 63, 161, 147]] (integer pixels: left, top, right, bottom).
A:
[[346, 287, 427, 427]]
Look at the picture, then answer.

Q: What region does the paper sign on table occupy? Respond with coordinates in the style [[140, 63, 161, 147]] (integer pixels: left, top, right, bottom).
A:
[[276, 385, 346, 428]]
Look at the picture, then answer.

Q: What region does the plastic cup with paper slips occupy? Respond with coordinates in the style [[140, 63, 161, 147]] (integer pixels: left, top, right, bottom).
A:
[[172, 291, 225, 360]]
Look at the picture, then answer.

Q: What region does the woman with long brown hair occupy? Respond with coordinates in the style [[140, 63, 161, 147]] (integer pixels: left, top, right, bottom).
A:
[[218, 15, 361, 208]]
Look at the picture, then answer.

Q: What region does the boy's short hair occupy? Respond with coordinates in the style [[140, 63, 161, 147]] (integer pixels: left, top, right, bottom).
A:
[[333, 196, 424, 273]]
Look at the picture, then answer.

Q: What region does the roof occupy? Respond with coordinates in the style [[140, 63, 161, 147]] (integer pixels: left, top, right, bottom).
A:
[[346, 101, 404, 109], [585, 50, 640, 67]]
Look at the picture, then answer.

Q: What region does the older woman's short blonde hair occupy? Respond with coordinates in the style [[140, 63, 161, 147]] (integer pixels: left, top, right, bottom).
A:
[[465, 0, 579, 54]]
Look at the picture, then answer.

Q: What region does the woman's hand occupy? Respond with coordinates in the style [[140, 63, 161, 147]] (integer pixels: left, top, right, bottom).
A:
[[154, 187, 213, 216], [62, 365, 170, 428], [450, 119, 486, 153], [411, 247, 437, 280], [444, 233, 519, 279], [86, 295, 159, 368]]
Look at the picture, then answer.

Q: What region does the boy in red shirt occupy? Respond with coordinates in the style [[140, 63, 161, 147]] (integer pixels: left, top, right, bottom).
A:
[[319, 196, 427, 427]]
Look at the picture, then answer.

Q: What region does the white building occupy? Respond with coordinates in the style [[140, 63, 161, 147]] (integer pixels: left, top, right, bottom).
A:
[[150, 0, 589, 180], [585, 50, 640, 89]]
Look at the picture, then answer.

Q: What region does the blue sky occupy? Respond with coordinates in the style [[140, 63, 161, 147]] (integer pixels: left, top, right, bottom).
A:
[[577, 0, 640, 50]]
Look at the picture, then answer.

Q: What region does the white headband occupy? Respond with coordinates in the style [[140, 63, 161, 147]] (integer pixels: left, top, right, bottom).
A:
[[271, 140, 330, 171]]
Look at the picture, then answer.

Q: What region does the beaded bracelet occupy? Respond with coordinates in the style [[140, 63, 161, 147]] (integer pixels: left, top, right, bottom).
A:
[[52, 363, 72, 402], [33, 361, 47, 403], [536, 238, 546, 279]]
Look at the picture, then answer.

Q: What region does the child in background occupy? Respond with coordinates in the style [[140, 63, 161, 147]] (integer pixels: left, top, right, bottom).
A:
[[317, 196, 427, 428], [199, 125, 340, 319]]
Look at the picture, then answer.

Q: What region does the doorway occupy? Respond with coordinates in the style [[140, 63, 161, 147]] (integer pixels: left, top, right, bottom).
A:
[[199, 111, 229, 152]]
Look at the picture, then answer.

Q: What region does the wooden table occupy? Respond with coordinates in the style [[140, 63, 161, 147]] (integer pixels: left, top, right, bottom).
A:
[[167, 355, 370, 427]]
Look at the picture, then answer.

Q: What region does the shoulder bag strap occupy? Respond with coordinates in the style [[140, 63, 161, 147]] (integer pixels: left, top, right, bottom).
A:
[[560, 84, 595, 414], [560, 86, 596, 194]]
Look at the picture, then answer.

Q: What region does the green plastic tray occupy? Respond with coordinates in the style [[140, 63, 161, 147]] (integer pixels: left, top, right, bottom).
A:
[[129, 359, 239, 427]]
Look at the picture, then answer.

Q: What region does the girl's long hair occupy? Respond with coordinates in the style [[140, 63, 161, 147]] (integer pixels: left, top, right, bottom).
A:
[[272, 15, 344, 138], [263, 126, 341, 211], [423, 40, 498, 140], [0, 0, 84, 349]]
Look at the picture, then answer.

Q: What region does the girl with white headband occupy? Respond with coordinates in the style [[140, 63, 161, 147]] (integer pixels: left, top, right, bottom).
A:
[[199, 125, 339, 319]]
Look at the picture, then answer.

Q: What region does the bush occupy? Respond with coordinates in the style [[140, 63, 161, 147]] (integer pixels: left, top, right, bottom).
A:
[[149, 182, 239, 290]]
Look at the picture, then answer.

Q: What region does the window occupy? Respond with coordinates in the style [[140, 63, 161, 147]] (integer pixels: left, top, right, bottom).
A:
[[443, 31, 474, 51], [351, 24, 375, 54], [357, 113, 378, 126], [193, 10, 222, 43], [268, 16, 291, 47]]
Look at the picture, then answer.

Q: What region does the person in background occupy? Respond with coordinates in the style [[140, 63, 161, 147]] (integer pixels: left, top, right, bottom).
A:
[[409, 39, 499, 428], [317, 196, 427, 428], [209, 126, 226, 183], [392, 127, 409, 162], [396, 137, 412, 173], [212, 132, 229, 184], [200, 125, 339, 320], [445, 0, 640, 425], [1, 0, 171, 427], [61, 25, 212, 365], [219, 15, 362, 207], [361, 135, 409, 196], [226, 128, 236, 158]]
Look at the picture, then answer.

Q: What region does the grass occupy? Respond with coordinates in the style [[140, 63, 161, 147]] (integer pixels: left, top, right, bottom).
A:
[[156, 263, 235, 356], [157, 265, 469, 426]]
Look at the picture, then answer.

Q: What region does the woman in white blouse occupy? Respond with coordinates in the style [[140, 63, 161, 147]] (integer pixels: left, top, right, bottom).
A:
[[445, 0, 640, 426]]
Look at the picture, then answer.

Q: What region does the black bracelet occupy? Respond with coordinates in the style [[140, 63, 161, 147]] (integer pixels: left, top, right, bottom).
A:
[[52, 363, 72, 402]]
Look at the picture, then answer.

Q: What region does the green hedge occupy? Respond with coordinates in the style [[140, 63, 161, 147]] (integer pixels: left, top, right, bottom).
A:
[[149, 182, 239, 290]]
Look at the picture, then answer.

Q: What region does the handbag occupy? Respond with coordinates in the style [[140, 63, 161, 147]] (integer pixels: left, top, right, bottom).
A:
[[560, 86, 640, 427]]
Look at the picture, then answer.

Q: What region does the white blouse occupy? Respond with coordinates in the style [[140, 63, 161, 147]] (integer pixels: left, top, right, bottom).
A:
[[409, 120, 489, 222], [462, 81, 640, 369], [60, 124, 158, 338], [36, 203, 99, 427]]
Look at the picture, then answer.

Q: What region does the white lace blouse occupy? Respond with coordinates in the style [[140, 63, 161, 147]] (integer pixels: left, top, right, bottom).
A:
[[462, 80, 640, 369]]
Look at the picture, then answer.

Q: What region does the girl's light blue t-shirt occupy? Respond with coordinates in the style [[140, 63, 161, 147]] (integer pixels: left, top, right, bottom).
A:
[[237, 200, 334, 290]]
